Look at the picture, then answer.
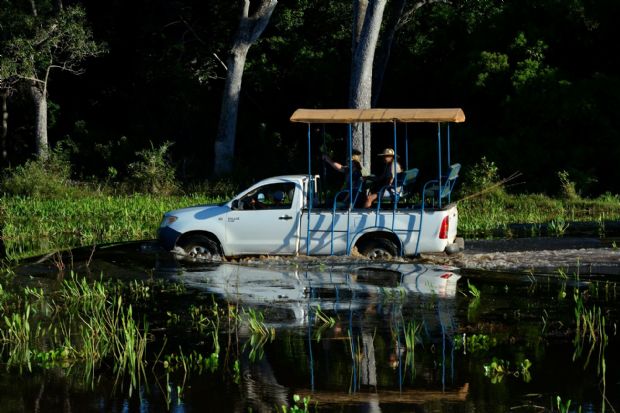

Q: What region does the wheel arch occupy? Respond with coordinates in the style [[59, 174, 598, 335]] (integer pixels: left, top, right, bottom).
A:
[[352, 229, 403, 256], [177, 231, 225, 256]]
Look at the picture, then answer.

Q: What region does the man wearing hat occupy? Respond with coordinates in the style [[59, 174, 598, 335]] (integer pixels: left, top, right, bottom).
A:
[[363, 148, 402, 208]]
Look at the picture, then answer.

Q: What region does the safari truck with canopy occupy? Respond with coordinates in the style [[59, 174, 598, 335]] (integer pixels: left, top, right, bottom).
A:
[[158, 108, 465, 260]]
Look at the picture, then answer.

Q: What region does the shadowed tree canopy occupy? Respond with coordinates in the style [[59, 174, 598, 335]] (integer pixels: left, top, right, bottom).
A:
[[0, 0, 618, 194], [0, 1, 104, 159]]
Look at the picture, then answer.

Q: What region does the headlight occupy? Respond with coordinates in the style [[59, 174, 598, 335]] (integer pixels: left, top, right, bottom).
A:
[[160, 215, 178, 227]]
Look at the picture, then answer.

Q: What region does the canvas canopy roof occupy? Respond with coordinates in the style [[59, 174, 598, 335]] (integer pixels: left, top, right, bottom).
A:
[[290, 108, 465, 124]]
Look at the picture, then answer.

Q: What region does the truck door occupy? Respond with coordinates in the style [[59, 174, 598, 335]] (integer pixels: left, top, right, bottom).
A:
[[225, 182, 300, 255]]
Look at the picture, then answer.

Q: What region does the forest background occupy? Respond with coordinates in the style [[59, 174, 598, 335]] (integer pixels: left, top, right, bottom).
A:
[[1, 0, 619, 196]]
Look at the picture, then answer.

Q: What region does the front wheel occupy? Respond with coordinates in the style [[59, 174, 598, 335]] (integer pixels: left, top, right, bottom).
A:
[[177, 235, 222, 261], [358, 238, 398, 260]]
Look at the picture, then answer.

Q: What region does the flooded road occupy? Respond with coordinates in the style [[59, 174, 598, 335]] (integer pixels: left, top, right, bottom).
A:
[[1, 239, 619, 412]]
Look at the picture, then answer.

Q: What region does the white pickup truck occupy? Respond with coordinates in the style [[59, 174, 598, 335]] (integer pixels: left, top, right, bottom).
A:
[[160, 107, 466, 260], [158, 174, 460, 260]]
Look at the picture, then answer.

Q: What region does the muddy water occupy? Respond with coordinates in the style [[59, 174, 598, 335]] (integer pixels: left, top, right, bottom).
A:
[[1, 240, 619, 412]]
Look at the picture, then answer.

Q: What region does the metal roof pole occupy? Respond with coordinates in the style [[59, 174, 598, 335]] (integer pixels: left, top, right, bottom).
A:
[[346, 123, 353, 254], [447, 123, 452, 203], [307, 123, 312, 255], [392, 120, 398, 230], [447, 123, 451, 167], [405, 124, 410, 171], [437, 123, 442, 209], [349, 125, 353, 211]]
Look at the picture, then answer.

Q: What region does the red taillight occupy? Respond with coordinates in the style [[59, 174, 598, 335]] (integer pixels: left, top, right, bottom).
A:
[[440, 273, 452, 279], [439, 216, 449, 239]]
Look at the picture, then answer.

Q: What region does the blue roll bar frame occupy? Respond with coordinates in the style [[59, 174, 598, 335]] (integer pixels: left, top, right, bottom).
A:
[[300, 109, 461, 256]]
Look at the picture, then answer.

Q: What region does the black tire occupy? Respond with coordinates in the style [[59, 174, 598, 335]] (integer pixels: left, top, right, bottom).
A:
[[358, 238, 398, 260], [445, 243, 460, 255], [177, 235, 222, 261]]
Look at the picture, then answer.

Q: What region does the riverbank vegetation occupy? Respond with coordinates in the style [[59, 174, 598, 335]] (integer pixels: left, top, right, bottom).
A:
[[1, 155, 619, 260]]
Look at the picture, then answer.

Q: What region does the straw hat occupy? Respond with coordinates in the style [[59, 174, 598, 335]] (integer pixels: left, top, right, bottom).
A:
[[377, 148, 397, 157]]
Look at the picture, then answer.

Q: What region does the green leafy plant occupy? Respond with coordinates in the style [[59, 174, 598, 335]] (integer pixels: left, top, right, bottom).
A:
[[555, 396, 580, 413], [455, 334, 497, 354], [281, 394, 312, 413], [558, 170, 579, 200], [461, 156, 504, 197], [548, 217, 569, 237], [1, 144, 76, 198], [483, 357, 532, 383], [128, 141, 178, 195]]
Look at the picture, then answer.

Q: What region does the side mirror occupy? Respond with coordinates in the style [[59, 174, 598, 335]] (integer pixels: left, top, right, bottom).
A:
[[231, 199, 239, 210]]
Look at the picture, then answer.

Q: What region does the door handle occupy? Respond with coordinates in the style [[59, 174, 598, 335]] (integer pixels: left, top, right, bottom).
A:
[[279, 215, 293, 220]]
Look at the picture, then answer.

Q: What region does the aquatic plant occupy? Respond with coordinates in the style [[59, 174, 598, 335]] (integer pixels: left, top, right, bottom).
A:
[[555, 396, 582, 413], [242, 308, 274, 362], [402, 320, 421, 378], [483, 357, 532, 384], [467, 280, 481, 298], [0, 273, 150, 395], [548, 217, 569, 237], [455, 334, 497, 354], [281, 394, 313, 413], [573, 290, 608, 387], [465, 280, 482, 321], [312, 306, 335, 341]]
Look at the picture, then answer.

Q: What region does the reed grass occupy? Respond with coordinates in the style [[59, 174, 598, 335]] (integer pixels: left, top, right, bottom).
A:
[[0, 273, 149, 395], [458, 193, 620, 238]]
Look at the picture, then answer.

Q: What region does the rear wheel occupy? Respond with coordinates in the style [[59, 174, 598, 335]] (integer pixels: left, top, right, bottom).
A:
[[177, 235, 222, 261], [358, 238, 398, 260]]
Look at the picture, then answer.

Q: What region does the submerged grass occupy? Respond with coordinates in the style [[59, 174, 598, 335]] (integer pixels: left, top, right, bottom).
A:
[[0, 270, 293, 407], [1, 273, 150, 394]]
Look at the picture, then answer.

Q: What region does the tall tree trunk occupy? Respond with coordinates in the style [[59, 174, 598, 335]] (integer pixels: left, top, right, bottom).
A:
[[213, 0, 277, 177], [214, 43, 250, 176], [352, 0, 369, 49], [30, 84, 49, 160], [349, 0, 388, 172], [1, 90, 8, 164]]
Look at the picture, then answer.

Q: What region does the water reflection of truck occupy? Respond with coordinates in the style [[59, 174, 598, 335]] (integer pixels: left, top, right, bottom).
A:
[[166, 263, 460, 325], [165, 262, 465, 410], [158, 108, 465, 260]]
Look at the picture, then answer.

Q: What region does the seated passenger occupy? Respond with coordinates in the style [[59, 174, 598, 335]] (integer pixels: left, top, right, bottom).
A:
[[272, 190, 285, 208], [364, 148, 402, 208]]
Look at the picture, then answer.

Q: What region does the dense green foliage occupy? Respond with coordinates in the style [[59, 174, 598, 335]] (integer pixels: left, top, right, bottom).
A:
[[459, 194, 620, 238], [0, 194, 222, 259], [1, 0, 619, 194]]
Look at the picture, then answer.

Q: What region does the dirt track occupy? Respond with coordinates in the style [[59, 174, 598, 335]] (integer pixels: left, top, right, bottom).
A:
[[421, 237, 620, 277]]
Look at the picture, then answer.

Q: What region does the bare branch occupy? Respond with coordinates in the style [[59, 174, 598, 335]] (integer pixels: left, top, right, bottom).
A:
[[397, 0, 450, 30], [16, 75, 46, 85], [180, 16, 206, 45], [242, 0, 250, 19], [213, 52, 228, 71]]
